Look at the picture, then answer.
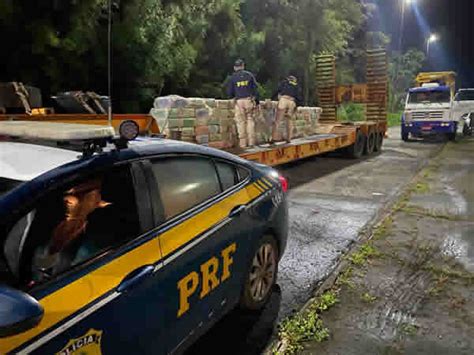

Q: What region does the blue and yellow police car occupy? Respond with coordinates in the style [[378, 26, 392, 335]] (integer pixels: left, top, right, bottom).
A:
[[0, 121, 288, 354]]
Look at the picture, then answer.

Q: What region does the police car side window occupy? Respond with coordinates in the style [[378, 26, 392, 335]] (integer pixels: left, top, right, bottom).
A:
[[237, 166, 250, 181], [12, 166, 140, 286], [215, 162, 239, 191], [151, 157, 221, 221]]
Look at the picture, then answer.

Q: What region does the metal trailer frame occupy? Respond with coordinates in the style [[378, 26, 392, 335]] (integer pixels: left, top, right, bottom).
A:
[[0, 113, 386, 166], [236, 121, 386, 166]]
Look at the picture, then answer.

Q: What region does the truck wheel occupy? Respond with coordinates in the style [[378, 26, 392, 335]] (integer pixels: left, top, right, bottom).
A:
[[364, 132, 376, 155], [374, 132, 384, 152], [240, 235, 278, 311], [401, 129, 409, 142], [346, 131, 365, 159]]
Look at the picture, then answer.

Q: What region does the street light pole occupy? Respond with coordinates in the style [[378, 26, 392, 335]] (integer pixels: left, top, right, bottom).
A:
[[399, 0, 406, 52], [393, 0, 413, 112], [399, 0, 415, 51]]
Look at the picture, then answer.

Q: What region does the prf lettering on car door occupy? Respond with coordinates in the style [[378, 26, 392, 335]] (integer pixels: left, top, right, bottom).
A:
[[177, 243, 237, 317]]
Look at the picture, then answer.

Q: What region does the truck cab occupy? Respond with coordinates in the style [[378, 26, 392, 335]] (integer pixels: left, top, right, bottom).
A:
[[402, 72, 458, 141]]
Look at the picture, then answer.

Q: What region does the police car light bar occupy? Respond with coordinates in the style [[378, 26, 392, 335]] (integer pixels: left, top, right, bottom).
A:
[[0, 121, 115, 142]]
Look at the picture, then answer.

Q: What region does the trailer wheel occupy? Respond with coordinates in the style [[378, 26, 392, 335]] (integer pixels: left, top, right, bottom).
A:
[[346, 130, 365, 159], [374, 132, 384, 152], [365, 132, 376, 155]]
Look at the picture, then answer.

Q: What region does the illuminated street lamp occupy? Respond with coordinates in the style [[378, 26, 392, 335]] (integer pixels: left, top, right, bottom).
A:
[[426, 34, 438, 56]]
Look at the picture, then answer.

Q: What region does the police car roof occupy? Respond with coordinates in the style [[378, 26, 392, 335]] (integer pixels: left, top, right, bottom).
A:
[[0, 142, 79, 181], [128, 137, 251, 165], [0, 136, 251, 183]]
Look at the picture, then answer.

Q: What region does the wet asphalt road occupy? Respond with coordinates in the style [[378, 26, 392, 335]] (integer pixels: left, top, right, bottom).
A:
[[187, 127, 446, 354]]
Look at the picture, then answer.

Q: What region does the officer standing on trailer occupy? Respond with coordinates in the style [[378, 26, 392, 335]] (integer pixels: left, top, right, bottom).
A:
[[227, 59, 260, 148], [271, 74, 303, 144]]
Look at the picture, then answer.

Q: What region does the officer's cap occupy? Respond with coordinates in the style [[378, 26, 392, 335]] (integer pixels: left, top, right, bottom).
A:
[[234, 59, 245, 67]]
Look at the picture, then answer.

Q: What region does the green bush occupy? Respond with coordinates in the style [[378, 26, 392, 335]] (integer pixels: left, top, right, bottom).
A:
[[338, 103, 365, 122], [387, 112, 403, 127]]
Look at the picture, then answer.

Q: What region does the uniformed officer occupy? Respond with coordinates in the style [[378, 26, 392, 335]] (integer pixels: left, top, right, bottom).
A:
[[226, 59, 260, 148], [271, 74, 303, 143]]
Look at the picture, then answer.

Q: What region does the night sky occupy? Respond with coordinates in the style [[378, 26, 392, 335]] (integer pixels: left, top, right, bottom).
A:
[[372, 0, 474, 88]]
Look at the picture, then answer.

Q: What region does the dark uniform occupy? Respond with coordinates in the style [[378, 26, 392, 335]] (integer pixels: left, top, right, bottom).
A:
[[271, 76, 303, 143], [227, 60, 259, 148]]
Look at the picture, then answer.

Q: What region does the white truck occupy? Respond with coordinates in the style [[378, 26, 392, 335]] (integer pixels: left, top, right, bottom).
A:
[[402, 72, 458, 141]]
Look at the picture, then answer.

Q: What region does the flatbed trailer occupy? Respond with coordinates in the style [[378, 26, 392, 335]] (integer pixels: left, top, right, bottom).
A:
[[234, 121, 385, 166], [0, 113, 386, 166]]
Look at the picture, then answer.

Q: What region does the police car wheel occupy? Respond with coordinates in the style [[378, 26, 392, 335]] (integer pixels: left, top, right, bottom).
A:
[[240, 235, 278, 311]]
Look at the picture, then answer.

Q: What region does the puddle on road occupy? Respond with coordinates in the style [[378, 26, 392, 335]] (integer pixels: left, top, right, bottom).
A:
[[442, 177, 468, 215], [442, 227, 474, 272]]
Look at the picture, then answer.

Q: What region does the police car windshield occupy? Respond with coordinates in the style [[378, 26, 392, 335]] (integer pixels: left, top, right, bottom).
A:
[[408, 91, 451, 104], [0, 178, 22, 198]]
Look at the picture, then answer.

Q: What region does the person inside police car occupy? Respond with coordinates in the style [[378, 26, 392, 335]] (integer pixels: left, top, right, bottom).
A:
[[226, 59, 260, 149], [271, 73, 303, 144]]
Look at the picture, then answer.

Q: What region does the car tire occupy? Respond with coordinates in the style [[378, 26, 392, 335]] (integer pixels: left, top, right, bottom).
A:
[[346, 130, 365, 159], [374, 132, 384, 152], [240, 235, 278, 311], [364, 132, 376, 155], [447, 132, 457, 142], [463, 124, 469, 136]]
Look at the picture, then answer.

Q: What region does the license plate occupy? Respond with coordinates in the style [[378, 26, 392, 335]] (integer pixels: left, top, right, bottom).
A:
[[421, 125, 432, 131]]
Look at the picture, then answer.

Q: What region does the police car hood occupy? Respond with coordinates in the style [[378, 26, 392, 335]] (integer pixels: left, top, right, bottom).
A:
[[0, 142, 78, 181]]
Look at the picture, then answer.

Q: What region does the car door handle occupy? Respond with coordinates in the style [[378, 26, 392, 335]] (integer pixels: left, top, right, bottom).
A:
[[229, 205, 246, 218], [117, 265, 155, 293]]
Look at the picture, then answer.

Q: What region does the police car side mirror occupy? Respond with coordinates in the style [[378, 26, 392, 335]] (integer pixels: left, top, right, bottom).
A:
[[0, 285, 44, 337]]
